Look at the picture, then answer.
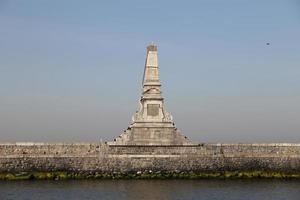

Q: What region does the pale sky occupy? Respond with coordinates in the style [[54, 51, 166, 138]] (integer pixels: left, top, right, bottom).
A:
[[0, 0, 300, 143]]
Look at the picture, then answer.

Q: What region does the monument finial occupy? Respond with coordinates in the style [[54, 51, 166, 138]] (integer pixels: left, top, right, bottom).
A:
[[147, 42, 157, 52]]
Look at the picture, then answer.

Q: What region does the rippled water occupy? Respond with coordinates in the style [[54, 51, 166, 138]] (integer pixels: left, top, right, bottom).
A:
[[0, 179, 299, 200]]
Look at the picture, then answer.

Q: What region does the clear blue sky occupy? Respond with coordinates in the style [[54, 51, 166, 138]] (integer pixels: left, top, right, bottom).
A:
[[0, 0, 299, 142]]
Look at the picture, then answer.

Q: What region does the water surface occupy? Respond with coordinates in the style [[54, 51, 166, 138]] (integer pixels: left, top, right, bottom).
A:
[[0, 179, 299, 200]]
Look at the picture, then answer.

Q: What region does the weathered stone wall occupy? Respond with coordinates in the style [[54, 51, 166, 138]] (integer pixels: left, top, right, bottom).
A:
[[0, 143, 299, 173]]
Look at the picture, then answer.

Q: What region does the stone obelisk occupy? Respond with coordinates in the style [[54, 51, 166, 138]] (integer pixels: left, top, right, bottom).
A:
[[109, 44, 193, 145]]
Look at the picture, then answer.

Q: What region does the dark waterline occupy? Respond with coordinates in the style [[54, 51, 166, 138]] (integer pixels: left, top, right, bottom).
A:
[[0, 179, 299, 200]]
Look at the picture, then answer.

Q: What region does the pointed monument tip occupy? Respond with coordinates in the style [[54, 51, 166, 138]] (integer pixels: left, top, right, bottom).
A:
[[147, 42, 157, 52]]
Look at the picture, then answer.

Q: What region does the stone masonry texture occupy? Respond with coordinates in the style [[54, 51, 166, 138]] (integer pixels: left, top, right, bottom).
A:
[[0, 143, 299, 173]]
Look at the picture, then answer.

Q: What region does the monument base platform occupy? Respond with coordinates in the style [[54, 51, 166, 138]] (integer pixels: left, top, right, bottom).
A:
[[108, 122, 194, 145]]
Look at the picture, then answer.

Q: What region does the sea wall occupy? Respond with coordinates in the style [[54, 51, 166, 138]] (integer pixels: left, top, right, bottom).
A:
[[0, 143, 300, 175]]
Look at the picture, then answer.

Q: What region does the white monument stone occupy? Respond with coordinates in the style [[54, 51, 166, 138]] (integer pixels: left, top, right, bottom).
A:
[[109, 44, 194, 145]]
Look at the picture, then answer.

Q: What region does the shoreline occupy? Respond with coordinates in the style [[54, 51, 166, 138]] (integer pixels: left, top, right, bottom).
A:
[[1, 171, 300, 180]]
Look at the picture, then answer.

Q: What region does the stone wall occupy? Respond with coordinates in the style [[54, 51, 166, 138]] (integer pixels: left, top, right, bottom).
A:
[[0, 143, 299, 173]]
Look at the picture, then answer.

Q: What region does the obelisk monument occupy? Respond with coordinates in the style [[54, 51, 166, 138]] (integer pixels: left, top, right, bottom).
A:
[[109, 44, 193, 145]]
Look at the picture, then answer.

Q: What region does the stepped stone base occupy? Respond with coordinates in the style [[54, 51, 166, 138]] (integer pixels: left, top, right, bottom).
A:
[[108, 124, 194, 145]]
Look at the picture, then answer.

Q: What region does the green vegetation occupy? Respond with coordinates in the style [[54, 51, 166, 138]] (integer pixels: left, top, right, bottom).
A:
[[0, 171, 300, 180]]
